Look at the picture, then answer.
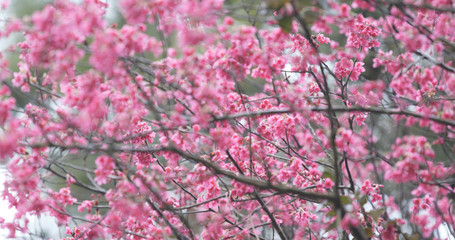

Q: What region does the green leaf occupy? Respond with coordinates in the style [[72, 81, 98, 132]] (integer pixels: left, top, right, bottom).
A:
[[325, 221, 338, 233], [264, 0, 289, 10], [340, 196, 352, 205], [359, 195, 368, 206], [298, 0, 313, 7], [364, 227, 373, 238], [322, 171, 334, 181], [326, 210, 336, 217], [403, 233, 421, 240], [368, 208, 385, 222], [302, 9, 320, 24], [386, 220, 396, 227], [278, 16, 293, 33]]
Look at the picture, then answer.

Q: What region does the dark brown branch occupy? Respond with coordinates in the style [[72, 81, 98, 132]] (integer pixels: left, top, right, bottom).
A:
[[214, 106, 455, 128]]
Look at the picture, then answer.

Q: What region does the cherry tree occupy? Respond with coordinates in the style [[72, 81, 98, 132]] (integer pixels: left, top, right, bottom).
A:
[[0, 0, 455, 239]]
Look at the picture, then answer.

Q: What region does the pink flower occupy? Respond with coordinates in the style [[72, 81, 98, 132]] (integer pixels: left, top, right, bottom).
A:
[[94, 156, 115, 185], [339, 4, 351, 18], [334, 57, 365, 81], [78, 200, 94, 213]]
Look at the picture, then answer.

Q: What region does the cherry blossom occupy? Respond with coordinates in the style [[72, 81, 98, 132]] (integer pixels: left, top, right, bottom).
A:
[[0, 0, 454, 239]]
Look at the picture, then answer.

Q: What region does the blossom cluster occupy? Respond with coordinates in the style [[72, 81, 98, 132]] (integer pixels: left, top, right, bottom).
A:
[[0, 0, 454, 239]]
